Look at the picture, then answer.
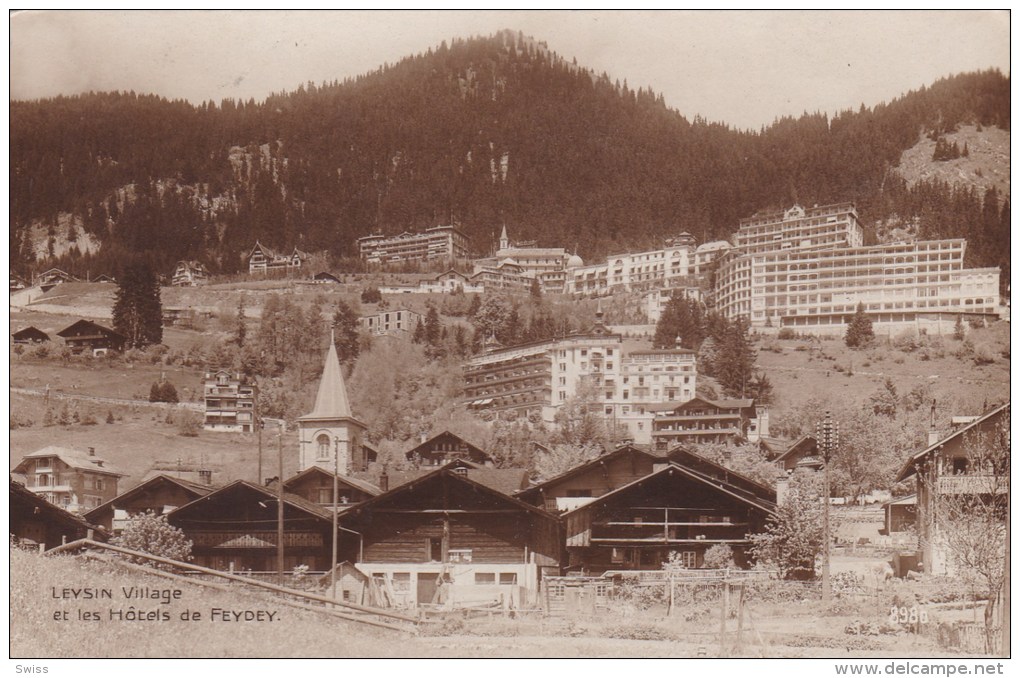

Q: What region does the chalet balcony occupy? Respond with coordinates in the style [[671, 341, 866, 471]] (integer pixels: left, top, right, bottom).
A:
[[590, 510, 752, 546], [937, 474, 1007, 495]]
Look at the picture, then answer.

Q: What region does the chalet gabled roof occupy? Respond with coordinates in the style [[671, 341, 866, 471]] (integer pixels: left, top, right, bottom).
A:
[[382, 465, 529, 496], [247, 240, 277, 260], [83, 474, 215, 522], [560, 462, 777, 519], [773, 434, 818, 465], [404, 430, 489, 461], [10, 478, 109, 539], [12, 326, 50, 341], [168, 480, 334, 523], [282, 466, 381, 497], [14, 446, 125, 477], [55, 319, 125, 341], [297, 341, 364, 427], [894, 402, 1010, 483], [665, 445, 777, 503], [647, 396, 755, 414], [339, 462, 556, 523], [515, 444, 659, 500]]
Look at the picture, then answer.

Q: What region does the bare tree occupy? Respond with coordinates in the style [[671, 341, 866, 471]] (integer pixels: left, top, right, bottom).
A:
[[919, 414, 1009, 652]]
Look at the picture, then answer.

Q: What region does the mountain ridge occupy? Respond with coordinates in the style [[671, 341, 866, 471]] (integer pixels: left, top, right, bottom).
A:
[[9, 31, 1010, 284]]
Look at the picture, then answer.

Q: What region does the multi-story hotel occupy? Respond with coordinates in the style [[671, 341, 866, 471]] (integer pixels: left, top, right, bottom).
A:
[[357, 225, 471, 265], [715, 237, 1001, 334], [463, 308, 697, 442], [472, 226, 582, 294], [203, 370, 256, 433], [733, 203, 864, 255], [565, 233, 698, 297], [712, 202, 1000, 334]]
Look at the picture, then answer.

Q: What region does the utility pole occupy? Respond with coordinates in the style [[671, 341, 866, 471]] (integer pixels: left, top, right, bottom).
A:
[[816, 411, 839, 604], [276, 419, 285, 579], [255, 379, 263, 485], [330, 435, 341, 600]]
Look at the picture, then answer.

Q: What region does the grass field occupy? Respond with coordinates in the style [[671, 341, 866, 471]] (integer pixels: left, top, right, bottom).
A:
[[756, 322, 1010, 426], [9, 396, 296, 488]]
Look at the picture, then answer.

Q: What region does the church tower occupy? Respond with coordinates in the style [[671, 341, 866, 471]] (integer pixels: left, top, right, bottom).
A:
[[296, 339, 368, 474], [498, 224, 510, 251]]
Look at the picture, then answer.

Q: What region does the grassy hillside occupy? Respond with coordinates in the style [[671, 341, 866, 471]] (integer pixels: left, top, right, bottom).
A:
[[896, 124, 1010, 201], [758, 321, 1011, 434]]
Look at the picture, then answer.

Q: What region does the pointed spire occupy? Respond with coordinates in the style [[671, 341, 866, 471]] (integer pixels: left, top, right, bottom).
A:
[[301, 340, 352, 420]]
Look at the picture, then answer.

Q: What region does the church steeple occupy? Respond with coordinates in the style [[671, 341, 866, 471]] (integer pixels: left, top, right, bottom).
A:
[[499, 224, 509, 251], [297, 337, 367, 474], [302, 334, 353, 420]]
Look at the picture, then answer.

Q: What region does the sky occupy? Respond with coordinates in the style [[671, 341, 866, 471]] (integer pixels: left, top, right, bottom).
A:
[[9, 10, 1011, 131]]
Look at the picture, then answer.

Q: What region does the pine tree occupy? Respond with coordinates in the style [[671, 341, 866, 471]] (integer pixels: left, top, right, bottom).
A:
[[112, 260, 163, 349], [716, 318, 756, 397], [413, 318, 426, 344], [234, 299, 247, 347], [331, 300, 360, 369], [424, 305, 441, 347], [844, 303, 875, 348], [529, 277, 542, 300]]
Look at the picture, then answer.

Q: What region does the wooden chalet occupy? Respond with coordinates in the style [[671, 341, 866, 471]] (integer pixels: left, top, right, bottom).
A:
[[560, 462, 776, 573], [247, 241, 310, 274], [516, 444, 662, 513], [167, 480, 335, 572], [34, 267, 77, 291], [10, 273, 28, 293], [405, 430, 493, 467], [12, 326, 50, 344], [83, 474, 215, 533], [11, 478, 107, 549], [312, 271, 341, 284], [91, 274, 116, 284], [650, 397, 758, 449], [171, 260, 208, 287], [894, 401, 1009, 574], [280, 466, 380, 509], [338, 464, 561, 607], [56, 319, 126, 354], [772, 435, 822, 472]]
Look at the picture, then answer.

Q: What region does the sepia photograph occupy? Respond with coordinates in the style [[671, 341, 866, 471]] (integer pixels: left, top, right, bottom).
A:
[[7, 9, 1012, 669]]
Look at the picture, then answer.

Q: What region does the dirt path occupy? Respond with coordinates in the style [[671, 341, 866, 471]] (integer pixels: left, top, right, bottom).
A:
[[10, 386, 203, 412]]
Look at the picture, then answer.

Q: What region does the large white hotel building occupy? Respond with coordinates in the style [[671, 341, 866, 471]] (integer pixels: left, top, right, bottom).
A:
[[714, 203, 1000, 334], [462, 308, 696, 443]]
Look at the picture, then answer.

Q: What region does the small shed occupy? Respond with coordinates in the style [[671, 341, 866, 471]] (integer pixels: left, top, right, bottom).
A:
[[12, 326, 50, 344], [883, 494, 917, 535], [319, 561, 371, 605]]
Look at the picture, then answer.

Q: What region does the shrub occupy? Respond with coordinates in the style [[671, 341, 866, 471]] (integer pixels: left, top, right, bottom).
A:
[[80, 410, 98, 426], [778, 328, 797, 340], [177, 411, 202, 437], [703, 544, 736, 569], [971, 342, 997, 365], [602, 624, 677, 641], [113, 512, 193, 568], [149, 380, 179, 403], [106, 410, 115, 424], [31, 344, 50, 359]]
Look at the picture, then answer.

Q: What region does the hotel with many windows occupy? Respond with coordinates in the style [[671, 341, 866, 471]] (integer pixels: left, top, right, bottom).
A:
[[462, 308, 696, 443], [357, 225, 471, 265], [714, 204, 1000, 334]]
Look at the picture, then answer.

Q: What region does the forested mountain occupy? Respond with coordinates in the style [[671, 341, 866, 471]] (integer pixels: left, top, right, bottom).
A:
[[9, 30, 1011, 282]]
